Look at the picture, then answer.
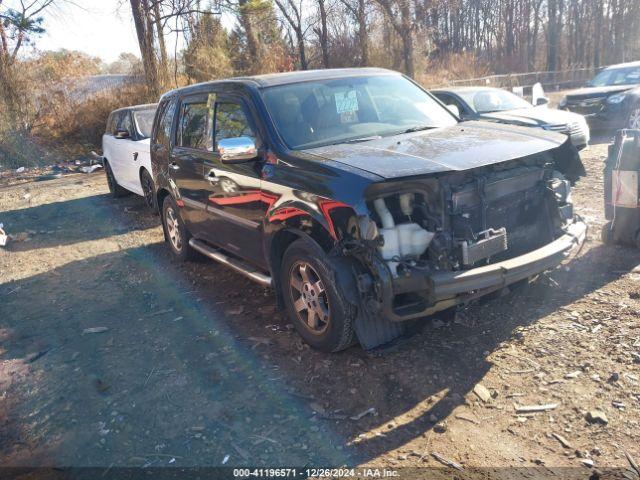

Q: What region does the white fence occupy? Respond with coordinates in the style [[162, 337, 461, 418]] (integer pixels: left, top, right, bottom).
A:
[[449, 66, 601, 91]]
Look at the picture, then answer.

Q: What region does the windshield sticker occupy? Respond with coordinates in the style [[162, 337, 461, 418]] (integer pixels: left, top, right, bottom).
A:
[[335, 90, 359, 114]]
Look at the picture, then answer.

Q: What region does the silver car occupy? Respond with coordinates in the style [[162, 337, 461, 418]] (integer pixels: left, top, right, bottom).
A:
[[433, 86, 590, 150]]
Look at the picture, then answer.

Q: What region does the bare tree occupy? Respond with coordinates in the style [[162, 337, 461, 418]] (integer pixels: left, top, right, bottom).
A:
[[375, 0, 416, 77], [130, 0, 160, 98], [313, 0, 330, 68], [274, 0, 308, 69], [340, 0, 369, 66]]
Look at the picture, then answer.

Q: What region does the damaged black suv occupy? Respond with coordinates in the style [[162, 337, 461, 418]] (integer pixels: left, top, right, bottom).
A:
[[150, 68, 586, 352]]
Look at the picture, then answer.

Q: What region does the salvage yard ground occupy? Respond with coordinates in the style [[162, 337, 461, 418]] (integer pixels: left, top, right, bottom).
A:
[[1, 137, 640, 476]]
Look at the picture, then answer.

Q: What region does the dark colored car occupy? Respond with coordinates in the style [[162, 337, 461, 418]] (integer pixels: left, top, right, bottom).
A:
[[432, 87, 590, 150], [150, 68, 587, 352], [559, 61, 640, 130]]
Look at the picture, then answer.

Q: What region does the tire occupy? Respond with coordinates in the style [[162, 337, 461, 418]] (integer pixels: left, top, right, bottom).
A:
[[628, 103, 640, 130], [281, 238, 356, 352], [140, 169, 157, 211], [162, 196, 195, 261], [104, 160, 129, 198], [601, 221, 615, 245]]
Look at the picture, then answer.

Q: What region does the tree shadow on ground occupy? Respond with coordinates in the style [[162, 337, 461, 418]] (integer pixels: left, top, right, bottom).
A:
[[0, 193, 159, 252], [2, 226, 639, 468]]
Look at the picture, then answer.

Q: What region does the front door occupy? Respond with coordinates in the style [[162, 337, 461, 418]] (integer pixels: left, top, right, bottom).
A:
[[169, 93, 215, 240], [203, 94, 267, 267]]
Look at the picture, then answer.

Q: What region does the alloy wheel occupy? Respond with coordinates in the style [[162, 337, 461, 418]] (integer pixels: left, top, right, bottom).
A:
[[165, 206, 182, 251], [289, 261, 330, 334]]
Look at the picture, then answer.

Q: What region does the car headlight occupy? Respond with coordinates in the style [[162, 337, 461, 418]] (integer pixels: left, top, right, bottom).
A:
[[607, 93, 627, 104], [559, 97, 567, 108]]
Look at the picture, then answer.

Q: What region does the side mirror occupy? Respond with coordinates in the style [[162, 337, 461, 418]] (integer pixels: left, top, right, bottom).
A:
[[535, 96, 550, 106], [115, 129, 130, 139], [446, 104, 460, 117], [218, 137, 258, 163]]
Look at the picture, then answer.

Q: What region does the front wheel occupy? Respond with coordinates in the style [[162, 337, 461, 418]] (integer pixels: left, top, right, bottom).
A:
[[162, 196, 195, 261], [281, 239, 356, 352], [628, 103, 640, 129]]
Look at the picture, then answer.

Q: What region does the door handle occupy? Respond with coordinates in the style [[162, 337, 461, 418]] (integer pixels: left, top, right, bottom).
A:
[[169, 162, 180, 171], [133, 152, 139, 161]]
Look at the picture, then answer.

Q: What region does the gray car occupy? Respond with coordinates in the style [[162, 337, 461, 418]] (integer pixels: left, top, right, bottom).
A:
[[433, 87, 590, 150]]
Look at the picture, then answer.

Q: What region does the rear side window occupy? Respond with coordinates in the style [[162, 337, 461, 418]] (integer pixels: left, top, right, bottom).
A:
[[117, 111, 133, 134], [178, 99, 211, 150], [106, 113, 115, 134], [154, 99, 177, 147], [106, 112, 122, 135]]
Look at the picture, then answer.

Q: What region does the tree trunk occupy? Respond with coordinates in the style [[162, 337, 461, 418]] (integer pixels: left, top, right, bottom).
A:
[[130, 0, 159, 98], [152, 0, 169, 85], [399, 1, 414, 77], [318, 0, 330, 68], [238, 0, 262, 71], [357, 0, 368, 66], [296, 27, 308, 69]]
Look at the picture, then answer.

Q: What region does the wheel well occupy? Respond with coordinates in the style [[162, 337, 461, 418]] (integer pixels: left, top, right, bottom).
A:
[[139, 166, 150, 179], [269, 230, 303, 309], [156, 188, 170, 215], [268, 226, 335, 308]]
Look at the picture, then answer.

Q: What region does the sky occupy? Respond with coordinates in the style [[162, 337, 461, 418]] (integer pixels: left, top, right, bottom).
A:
[[9, 0, 192, 63], [35, 1, 142, 63]]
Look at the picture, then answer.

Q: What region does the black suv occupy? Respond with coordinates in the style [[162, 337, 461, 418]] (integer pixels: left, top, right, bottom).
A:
[[559, 61, 640, 130], [150, 68, 587, 352]]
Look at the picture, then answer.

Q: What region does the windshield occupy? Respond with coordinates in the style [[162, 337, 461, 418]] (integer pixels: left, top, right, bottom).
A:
[[457, 89, 532, 113], [133, 108, 156, 139], [261, 74, 457, 150], [587, 66, 640, 87]]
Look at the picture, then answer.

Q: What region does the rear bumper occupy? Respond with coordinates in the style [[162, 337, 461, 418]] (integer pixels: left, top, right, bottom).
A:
[[377, 220, 587, 321]]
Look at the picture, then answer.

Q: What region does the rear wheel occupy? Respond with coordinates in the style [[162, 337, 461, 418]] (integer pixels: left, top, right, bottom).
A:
[[162, 196, 195, 261], [140, 169, 156, 211], [104, 161, 128, 198], [628, 103, 640, 129], [281, 239, 355, 352]]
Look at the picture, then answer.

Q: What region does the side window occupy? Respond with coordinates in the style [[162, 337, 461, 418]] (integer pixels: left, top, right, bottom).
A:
[[107, 112, 122, 135], [214, 102, 256, 145], [178, 99, 211, 150], [106, 113, 114, 134], [155, 99, 177, 147], [117, 111, 133, 134], [436, 93, 464, 111]]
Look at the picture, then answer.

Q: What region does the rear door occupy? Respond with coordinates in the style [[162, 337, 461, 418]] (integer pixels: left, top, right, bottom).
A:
[[104, 111, 126, 184], [170, 93, 216, 240], [117, 111, 143, 192], [204, 94, 266, 266]]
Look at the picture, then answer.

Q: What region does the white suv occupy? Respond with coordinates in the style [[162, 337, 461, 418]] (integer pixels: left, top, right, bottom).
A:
[[102, 104, 158, 209]]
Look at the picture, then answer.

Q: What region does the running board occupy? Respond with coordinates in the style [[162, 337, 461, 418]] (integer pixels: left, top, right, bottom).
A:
[[188, 238, 272, 288]]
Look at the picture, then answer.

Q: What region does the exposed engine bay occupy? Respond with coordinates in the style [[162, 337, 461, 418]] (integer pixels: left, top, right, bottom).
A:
[[365, 153, 576, 278]]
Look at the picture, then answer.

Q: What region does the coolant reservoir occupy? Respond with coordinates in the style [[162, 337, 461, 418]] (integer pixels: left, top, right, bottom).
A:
[[373, 197, 434, 276], [397, 223, 434, 257]]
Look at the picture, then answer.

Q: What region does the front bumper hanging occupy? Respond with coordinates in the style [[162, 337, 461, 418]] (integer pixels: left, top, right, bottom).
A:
[[376, 220, 587, 322]]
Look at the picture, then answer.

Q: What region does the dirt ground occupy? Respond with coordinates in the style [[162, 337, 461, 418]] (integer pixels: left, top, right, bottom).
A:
[[1, 135, 640, 478]]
